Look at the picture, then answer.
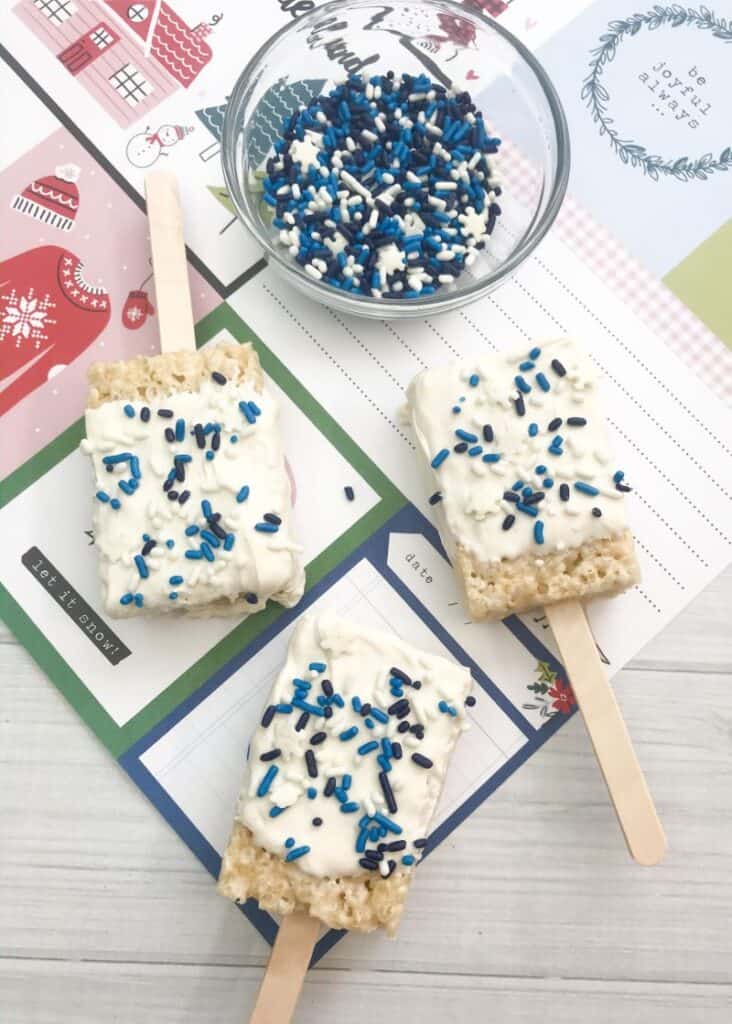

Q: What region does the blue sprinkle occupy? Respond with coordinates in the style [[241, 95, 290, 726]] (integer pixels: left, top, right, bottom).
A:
[[230, 434, 239, 444], [310, 662, 327, 673], [519, 361, 535, 371], [185, 525, 199, 536], [529, 346, 541, 359], [515, 375, 531, 394], [96, 490, 110, 503], [482, 453, 501, 463], [269, 806, 285, 818], [455, 429, 478, 442], [613, 470, 625, 483], [381, 738, 393, 758], [285, 837, 295, 849], [255, 522, 279, 533], [223, 534, 235, 551], [332, 693, 345, 709], [340, 802, 360, 814], [516, 502, 539, 517], [119, 593, 133, 606], [201, 500, 212, 517], [352, 696, 362, 712], [356, 829, 368, 853], [575, 481, 600, 496], [535, 465, 547, 475], [118, 480, 134, 495], [377, 754, 391, 773], [123, 404, 135, 418], [339, 726, 359, 741], [133, 593, 144, 608], [364, 717, 375, 729], [169, 575, 184, 586], [239, 400, 256, 424], [373, 812, 402, 835], [402, 855, 416, 866], [528, 422, 538, 437], [169, 592, 178, 601], [371, 708, 389, 724], [285, 845, 311, 862], [276, 703, 293, 714], [205, 451, 215, 461], [431, 448, 450, 469], [166, 539, 174, 549], [200, 542, 215, 561], [452, 405, 461, 414], [334, 787, 347, 804], [130, 456, 141, 479], [175, 418, 185, 442], [543, 477, 554, 488], [102, 453, 133, 465], [534, 520, 545, 544], [342, 774, 352, 791], [257, 764, 278, 797], [200, 529, 221, 548], [248, 400, 261, 416], [468, 445, 483, 457], [307, 787, 317, 799], [134, 555, 149, 579], [512, 480, 524, 491], [236, 485, 250, 503], [535, 372, 550, 392], [358, 740, 379, 755], [185, 549, 203, 560], [468, 373, 480, 387]]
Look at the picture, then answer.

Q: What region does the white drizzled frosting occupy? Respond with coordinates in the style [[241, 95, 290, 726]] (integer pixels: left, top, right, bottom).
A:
[[82, 376, 304, 616], [407, 338, 632, 565], [236, 614, 472, 879]]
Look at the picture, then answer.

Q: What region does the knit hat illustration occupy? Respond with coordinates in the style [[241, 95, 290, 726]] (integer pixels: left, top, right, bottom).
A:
[[10, 164, 81, 232]]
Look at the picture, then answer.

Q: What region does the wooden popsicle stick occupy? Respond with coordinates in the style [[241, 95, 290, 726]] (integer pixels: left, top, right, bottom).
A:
[[249, 912, 320, 1024], [546, 599, 667, 867], [144, 171, 196, 354]]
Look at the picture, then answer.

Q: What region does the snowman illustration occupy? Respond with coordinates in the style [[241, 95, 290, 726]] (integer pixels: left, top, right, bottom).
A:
[[365, 3, 478, 60], [126, 124, 194, 169]]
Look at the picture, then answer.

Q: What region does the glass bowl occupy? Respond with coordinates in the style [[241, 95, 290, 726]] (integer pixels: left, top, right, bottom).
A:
[[221, 0, 569, 319]]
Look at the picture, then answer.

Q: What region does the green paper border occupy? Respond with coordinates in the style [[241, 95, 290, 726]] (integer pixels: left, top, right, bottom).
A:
[[0, 301, 406, 757]]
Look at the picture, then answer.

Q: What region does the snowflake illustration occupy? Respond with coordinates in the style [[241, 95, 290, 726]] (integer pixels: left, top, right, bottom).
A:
[[1, 287, 56, 349], [126, 306, 143, 322]]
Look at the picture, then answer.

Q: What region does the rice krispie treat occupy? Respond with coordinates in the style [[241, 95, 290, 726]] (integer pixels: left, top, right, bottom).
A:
[[81, 341, 305, 617], [407, 338, 640, 620], [218, 613, 472, 934]]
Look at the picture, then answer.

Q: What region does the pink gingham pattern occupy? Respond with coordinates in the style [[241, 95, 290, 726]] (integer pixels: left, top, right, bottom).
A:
[[498, 140, 732, 405]]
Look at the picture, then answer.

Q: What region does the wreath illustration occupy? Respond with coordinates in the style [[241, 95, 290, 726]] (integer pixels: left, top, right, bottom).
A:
[[581, 5, 732, 181]]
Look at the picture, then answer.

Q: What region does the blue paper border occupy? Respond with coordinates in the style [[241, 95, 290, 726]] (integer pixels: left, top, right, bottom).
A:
[[119, 503, 571, 964]]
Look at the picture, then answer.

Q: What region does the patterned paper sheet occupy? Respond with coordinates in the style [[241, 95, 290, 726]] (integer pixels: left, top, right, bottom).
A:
[[1, 0, 731, 960]]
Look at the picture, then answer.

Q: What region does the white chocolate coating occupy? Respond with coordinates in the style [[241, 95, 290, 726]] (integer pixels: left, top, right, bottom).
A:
[[236, 614, 472, 879], [82, 377, 304, 616], [407, 338, 631, 565]]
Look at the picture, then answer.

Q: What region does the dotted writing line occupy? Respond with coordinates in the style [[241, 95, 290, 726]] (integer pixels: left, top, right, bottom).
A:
[[261, 284, 415, 449], [534, 257, 732, 460], [380, 320, 429, 369], [608, 417, 731, 546]]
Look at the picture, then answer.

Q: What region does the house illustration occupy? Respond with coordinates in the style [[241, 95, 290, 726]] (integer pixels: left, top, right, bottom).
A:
[[14, 1, 214, 128]]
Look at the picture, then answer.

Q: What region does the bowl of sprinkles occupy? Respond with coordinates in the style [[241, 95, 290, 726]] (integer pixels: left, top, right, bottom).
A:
[[222, 0, 569, 317]]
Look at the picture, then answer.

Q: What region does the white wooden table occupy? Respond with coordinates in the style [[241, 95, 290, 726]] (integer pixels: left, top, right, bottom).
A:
[[2, 568, 731, 1023]]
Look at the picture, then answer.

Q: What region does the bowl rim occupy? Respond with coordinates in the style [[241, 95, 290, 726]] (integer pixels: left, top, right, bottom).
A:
[[221, 0, 570, 315]]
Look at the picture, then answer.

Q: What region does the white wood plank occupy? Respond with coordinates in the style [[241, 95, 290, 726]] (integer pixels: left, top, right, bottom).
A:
[[2, 644, 731, 986], [2, 960, 731, 1024]]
